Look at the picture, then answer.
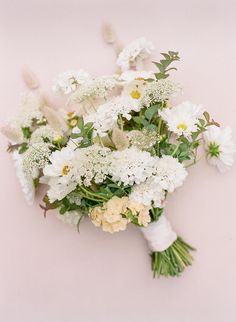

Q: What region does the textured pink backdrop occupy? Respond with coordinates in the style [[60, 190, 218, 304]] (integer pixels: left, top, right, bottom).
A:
[[1, 1, 236, 321]]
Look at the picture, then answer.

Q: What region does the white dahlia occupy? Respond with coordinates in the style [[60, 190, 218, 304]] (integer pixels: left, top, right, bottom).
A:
[[203, 125, 235, 173], [129, 178, 165, 208], [160, 101, 204, 137], [116, 37, 154, 71], [153, 155, 188, 192]]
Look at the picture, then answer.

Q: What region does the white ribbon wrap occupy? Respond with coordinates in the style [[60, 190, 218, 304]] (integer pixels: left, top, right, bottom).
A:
[[140, 215, 177, 252]]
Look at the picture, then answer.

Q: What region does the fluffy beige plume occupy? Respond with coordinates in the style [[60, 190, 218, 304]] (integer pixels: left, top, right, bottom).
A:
[[40, 105, 67, 132], [0, 125, 22, 143], [111, 127, 129, 151], [102, 23, 123, 56], [22, 68, 40, 89]]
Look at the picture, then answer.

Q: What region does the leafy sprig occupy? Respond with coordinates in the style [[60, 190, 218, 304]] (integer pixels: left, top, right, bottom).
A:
[[153, 51, 180, 80]]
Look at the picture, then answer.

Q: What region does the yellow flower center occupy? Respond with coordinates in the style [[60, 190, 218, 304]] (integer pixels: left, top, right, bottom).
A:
[[130, 90, 141, 99], [134, 77, 145, 81], [69, 119, 78, 127], [61, 165, 70, 176], [177, 123, 188, 131], [67, 111, 75, 118]]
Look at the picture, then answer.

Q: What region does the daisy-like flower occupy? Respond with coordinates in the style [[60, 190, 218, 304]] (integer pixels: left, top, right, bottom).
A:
[[160, 101, 204, 137], [42, 146, 77, 202], [203, 125, 235, 173], [84, 96, 141, 137], [116, 37, 154, 71], [53, 70, 91, 95], [43, 146, 75, 178], [108, 147, 155, 185], [153, 155, 188, 192]]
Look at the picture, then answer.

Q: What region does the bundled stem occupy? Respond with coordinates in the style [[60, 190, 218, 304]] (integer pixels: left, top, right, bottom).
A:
[[151, 237, 195, 278]]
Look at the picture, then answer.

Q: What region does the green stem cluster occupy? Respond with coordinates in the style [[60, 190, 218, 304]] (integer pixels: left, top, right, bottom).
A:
[[151, 237, 195, 277]]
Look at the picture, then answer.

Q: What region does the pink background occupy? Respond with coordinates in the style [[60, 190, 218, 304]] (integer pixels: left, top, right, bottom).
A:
[[0, 1, 236, 321]]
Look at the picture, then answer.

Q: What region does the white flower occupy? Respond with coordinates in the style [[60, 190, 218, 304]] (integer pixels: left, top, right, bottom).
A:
[[160, 101, 204, 137], [109, 147, 155, 185], [73, 145, 111, 186], [22, 142, 52, 178], [141, 79, 181, 107], [117, 37, 154, 71], [84, 96, 141, 137], [153, 155, 188, 192], [129, 178, 165, 208], [55, 210, 82, 226], [53, 70, 91, 94], [119, 70, 154, 82], [127, 129, 158, 150], [9, 93, 44, 136], [71, 76, 116, 103], [30, 125, 62, 143], [13, 151, 35, 205], [42, 146, 77, 202], [203, 125, 235, 172], [42, 145, 111, 202]]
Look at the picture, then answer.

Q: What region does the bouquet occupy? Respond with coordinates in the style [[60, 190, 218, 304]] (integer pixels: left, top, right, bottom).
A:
[[2, 30, 235, 278]]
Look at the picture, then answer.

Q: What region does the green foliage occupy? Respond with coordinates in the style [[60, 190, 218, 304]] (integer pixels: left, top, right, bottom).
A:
[[71, 118, 94, 148], [151, 237, 195, 278], [153, 51, 180, 80], [22, 127, 32, 139], [18, 142, 28, 154]]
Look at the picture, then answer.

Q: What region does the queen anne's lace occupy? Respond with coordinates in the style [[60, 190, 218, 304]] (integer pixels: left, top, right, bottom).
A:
[[85, 96, 141, 137], [108, 147, 155, 186]]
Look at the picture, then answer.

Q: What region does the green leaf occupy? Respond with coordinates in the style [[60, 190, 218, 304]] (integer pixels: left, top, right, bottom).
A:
[[144, 105, 158, 121], [22, 127, 32, 139], [18, 142, 28, 154]]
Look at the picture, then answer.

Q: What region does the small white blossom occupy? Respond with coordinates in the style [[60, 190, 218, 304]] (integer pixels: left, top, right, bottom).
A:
[[127, 129, 158, 150], [71, 76, 116, 103], [22, 142, 52, 178], [160, 101, 204, 137], [141, 79, 181, 107], [30, 125, 61, 143], [203, 125, 235, 173], [67, 191, 82, 206], [9, 93, 44, 136], [13, 151, 35, 205], [109, 147, 155, 186], [53, 70, 91, 94], [130, 178, 165, 208], [117, 37, 154, 71], [56, 211, 82, 226], [85, 96, 141, 137], [153, 155, 188, 192]]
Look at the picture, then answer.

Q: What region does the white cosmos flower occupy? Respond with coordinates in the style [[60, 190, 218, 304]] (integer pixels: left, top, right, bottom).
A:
[[153, 155, 188, 192], [203, 125, 235, 173], [42, 146, 77, 202], [43, 146, 75, 178], [160, 101, 204, 137], [116, 37, 154, 71], [119, 70, 154, 82]]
